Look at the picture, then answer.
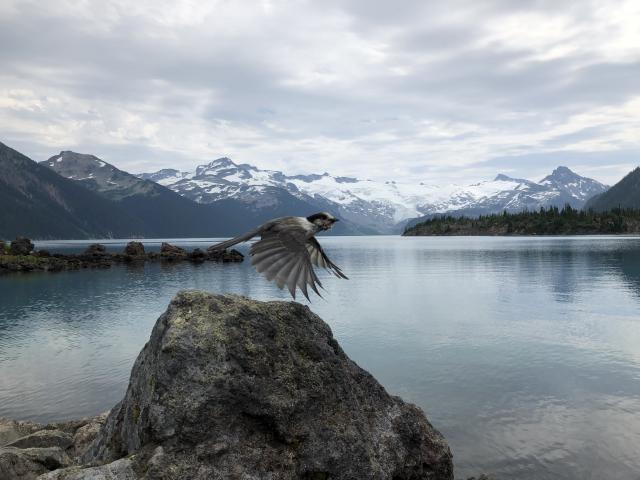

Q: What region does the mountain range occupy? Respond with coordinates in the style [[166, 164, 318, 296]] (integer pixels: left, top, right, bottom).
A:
[[1, 139, 632, 240], [0, 143, 323, 239], [139, 159, 608, 233], [40, 151, 250, 238]]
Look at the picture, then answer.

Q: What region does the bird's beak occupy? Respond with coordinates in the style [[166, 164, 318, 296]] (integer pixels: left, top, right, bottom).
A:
[[333, 218, 339, 222]]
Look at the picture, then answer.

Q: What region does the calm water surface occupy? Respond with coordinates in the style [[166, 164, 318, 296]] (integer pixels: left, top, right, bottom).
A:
[[1, 236, 640, 479]]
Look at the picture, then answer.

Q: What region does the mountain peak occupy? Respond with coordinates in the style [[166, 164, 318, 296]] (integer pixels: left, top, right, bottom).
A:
[[493, 173, 533, 184], [45, 151, 111, 170], [41, 151, 156, 200], [209, 157, 235, 167], [540, 166, 580, 184], [137, 168, 189, 186], [549, 166, 577, 177], [195, 157, 238, 176], [494, 173, 515, 182], [538, 166, 608, 201]]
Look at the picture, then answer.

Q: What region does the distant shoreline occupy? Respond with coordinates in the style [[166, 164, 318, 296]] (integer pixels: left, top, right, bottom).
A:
[[403, 232, 640, 237], [403, 206, 640, 237]]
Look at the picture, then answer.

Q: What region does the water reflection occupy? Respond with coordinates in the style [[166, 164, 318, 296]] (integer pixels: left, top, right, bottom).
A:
[[1, 236, 640, 479]]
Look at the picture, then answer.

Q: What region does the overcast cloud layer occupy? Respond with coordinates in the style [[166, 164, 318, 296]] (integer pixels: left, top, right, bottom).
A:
[[1, 0, 639, 184]]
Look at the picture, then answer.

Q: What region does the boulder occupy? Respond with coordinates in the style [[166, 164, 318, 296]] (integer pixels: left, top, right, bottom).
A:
[[36, 458, 136, 479], [70, 413, 109, 458], [7, 430, 73, 450], [159, 242, 187, 259], [44, 413, 110, 437], [188, 248, 207, 263], [123, 242, 145, 257], [0, 418, 43, 446], [84, 291, 453, 479], [83, 244, 107, 256], [10, 237, 34, 256], [206, 246, 244, 262], [0, 446, 71, 479]]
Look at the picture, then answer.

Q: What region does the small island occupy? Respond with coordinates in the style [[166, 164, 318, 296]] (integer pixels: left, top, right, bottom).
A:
[[403, 206, 640, 236]]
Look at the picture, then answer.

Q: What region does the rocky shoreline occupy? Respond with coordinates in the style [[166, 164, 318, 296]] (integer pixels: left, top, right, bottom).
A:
[[0, 292, 481, 479], [0, 237, 243, 275]]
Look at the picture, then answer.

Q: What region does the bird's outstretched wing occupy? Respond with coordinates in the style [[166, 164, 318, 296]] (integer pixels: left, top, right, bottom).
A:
[[208, 227, 262, 251], [210, 217, 347, 300], [251, 229, 322, 300], [251, 233, 346, 301]]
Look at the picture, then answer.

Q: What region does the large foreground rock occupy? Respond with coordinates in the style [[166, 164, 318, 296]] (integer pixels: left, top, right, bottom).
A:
[[84, 291, 453, 479]]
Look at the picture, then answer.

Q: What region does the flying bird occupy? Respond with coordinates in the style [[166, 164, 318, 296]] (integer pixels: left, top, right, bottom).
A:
[[209, 212, 348, 300]]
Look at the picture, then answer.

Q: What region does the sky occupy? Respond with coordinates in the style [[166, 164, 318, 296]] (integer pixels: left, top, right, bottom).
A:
[[1, 0, 639, 185]]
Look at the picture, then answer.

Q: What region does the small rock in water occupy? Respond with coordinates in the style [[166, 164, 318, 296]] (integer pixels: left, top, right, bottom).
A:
[[123, 241, 145, 256], [83, 244, 107, 255], [10, 237, 34, 256], [207, 245, 244, 262], [189, 247, 207, 262], [160, 242, 187, 259]]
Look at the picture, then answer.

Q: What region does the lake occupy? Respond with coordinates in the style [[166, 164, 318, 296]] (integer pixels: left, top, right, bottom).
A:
[[1, 236, 640, 479]]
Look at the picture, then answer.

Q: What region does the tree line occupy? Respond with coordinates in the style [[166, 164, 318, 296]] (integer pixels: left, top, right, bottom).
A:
[[403, 205, 640, 236]]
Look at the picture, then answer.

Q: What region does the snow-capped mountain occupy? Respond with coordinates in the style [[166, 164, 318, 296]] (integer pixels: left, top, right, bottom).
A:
[[539, 166, 608, 204], [139, 160, 608, 233], [39, 151, 347, 236], [43, 151, 158, 200], [138, 168, 190, 186]]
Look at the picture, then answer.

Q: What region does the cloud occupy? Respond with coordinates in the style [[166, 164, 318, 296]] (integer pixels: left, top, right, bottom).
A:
[[0, 0, 639, 184]]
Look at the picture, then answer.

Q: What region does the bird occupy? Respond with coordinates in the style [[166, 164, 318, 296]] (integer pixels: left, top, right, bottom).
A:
[[209, 212, 348, 300]]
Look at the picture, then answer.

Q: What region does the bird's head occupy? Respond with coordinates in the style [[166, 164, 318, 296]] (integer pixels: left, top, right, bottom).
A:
[[306, 212, 339, 231]]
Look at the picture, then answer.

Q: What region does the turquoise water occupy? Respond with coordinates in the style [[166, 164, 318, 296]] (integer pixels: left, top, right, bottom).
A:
[[1, 236, 640, 479]]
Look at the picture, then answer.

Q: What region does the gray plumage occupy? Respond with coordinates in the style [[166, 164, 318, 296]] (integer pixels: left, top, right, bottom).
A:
[[210, 213, 347, 300]]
